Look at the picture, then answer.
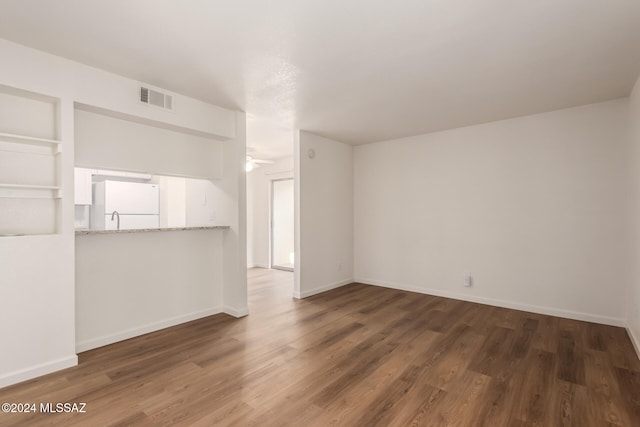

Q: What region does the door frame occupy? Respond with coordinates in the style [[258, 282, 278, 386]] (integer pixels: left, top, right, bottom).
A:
[[270, 177, 294, 271]]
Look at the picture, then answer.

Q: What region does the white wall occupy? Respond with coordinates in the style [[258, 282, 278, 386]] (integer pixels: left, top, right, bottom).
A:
[[355, 99, 629, 326], [0, 232, 76, 387], [156, 175, 187, 228], [0, 39, 235, 139], [296, 131, 354, 298], [628, 75, 640, 353], [185, 178, 230, 227], [246, 156, 294, 268], [75, 230, 224, 351], [0, 96, 76, 388], [0, 39, 245, 387], [0, 88, 56, 138]]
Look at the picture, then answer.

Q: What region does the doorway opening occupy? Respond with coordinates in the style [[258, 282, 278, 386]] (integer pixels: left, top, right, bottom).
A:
[[271, 178, 294, 271]]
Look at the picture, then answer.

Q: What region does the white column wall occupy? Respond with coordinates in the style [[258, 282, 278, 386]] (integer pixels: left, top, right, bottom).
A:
[[295, 131, 354, 298]]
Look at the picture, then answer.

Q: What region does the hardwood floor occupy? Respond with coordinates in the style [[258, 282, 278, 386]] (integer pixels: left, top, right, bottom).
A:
[[1, 268, 640, 426]]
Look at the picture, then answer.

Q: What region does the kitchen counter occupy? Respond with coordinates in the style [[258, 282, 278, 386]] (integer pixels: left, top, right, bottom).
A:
[[75, 226, 230, 235]]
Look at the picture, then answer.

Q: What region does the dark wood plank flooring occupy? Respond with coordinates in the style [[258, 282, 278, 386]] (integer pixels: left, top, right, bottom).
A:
[[1, 268, 639, 426]]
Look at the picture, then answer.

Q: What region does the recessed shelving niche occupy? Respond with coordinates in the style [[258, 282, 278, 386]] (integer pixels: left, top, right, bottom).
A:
[[0, 85, 61, 236]]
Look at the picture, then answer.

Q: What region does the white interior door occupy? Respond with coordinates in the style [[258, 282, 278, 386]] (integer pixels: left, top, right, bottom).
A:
[[271, 178, 294, 271]]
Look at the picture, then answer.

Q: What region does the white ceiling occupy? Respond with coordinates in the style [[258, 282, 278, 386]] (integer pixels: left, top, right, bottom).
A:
[[1, 0, 640, 158]]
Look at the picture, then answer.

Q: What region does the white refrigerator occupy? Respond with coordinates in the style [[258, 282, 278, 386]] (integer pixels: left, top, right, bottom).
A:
[[92, 180, 160, 230]]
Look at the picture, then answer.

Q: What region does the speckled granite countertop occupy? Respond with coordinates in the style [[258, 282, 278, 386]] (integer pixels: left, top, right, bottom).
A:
[[75, 226, 230, 235]]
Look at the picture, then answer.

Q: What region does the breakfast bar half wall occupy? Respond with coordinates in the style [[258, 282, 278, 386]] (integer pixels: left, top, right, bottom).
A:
[[75, 226, 230, 352]]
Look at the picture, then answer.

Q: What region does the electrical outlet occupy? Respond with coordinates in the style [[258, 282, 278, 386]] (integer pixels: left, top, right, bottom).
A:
[[464, 273, 473, 287], [338, 262, 342, 271]]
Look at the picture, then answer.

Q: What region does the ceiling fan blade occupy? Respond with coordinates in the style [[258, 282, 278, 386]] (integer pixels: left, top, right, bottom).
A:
[[253, 159, 275, 164]]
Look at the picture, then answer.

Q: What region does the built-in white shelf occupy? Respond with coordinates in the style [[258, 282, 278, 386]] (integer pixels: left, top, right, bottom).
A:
[[0, 85, 61, 235], [0, 183, 62, 199], [0, 132, 60, 146], [0, 132, 61, 156], [0, 183, 60, 190]]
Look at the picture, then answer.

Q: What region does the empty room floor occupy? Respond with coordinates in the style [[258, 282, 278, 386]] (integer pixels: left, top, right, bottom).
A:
[[1, 268, 639, 426]]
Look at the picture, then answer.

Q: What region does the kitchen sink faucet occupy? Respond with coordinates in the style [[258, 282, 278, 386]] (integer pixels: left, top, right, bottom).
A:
[[111, 210, 120, 230]]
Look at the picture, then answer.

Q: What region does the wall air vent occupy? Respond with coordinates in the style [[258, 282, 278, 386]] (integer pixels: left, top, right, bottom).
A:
[[139, 86, 174, 111]]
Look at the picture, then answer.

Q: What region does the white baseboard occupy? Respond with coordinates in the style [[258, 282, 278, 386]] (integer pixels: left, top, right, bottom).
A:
[[626, 326, 640, 361], [0, 355, 78, 389], [295, 278, 353, 299], [224, 305, 249, 317], [354, 277, 625, 327], [247, 264, 269, 269], [76, 307, 223, 353]]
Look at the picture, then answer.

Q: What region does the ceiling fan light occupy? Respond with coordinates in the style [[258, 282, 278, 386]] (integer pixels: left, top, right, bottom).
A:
[[245, 161, 254, 172]]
